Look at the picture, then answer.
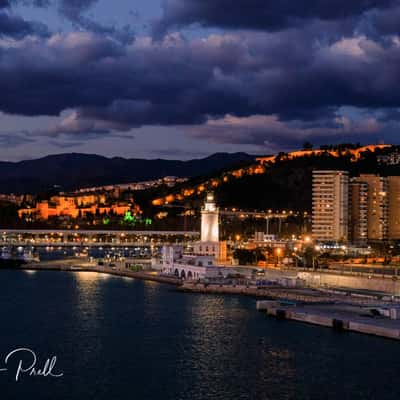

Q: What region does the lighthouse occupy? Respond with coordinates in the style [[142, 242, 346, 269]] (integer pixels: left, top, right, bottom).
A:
[[194, 191, 226, 261], [201, 192, 219, 242]]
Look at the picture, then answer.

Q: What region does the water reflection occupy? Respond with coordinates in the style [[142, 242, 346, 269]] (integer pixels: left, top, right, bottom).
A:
[[176, 295, 297, 399], [23, 270, 37, 275]]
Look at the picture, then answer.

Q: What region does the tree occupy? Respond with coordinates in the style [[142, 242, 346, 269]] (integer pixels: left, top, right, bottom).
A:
[[233, 249, 266, 266], [302, 141, 313, 151]]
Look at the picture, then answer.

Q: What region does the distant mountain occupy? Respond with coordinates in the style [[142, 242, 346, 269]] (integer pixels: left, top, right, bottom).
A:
[[0, 152, 255, 194]]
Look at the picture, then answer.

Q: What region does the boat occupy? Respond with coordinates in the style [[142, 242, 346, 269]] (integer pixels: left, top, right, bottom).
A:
[[74, 248, 89, 258], [0, 246, 32, 268], [1, 246, 12, 260], [21, 248, 40, 263]]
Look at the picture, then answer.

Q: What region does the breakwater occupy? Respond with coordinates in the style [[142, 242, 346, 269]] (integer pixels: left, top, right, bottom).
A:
[[18, 260, 181, 285], [178, 282, 396, 306]]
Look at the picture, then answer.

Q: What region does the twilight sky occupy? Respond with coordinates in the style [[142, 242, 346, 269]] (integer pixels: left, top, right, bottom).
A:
[[0, 0, 400, 160]]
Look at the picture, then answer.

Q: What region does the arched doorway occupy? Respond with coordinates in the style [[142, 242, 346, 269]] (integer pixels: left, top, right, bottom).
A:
[[187, 271, 193, 280], [180, 270, 186, 279]]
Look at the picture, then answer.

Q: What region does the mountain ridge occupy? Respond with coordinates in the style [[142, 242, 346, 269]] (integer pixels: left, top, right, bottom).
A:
[[0, 152, 256, 194]]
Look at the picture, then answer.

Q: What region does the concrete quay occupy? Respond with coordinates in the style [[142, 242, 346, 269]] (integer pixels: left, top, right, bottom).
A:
[[257, 301, 400, 340], [252, 267, 400, 296], [297, 270, 400, 295], [177, 282, 390, 305]]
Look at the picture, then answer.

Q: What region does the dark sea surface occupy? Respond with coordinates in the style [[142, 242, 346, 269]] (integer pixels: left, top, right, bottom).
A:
[[0, 269, 399, 400]]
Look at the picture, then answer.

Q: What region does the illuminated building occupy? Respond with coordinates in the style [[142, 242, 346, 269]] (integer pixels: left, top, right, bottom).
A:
[[377, 152, 400, 166], [312, 170, 349, 242], [194, 192, 229, 263], [388, 176, 400, 240], [201, 192, 219, 242], [356, 175, 388, 241], [152, 193, 233, 278], [18, 194, 139, 220], [316, 173, 400, 243], [352, 175, 400, 241], [154, 245, 231, 280], [349, 179, 368, 244]]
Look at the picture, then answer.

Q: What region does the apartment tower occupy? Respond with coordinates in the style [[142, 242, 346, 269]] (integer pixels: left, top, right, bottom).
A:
[[312, 170, 349, 242], [388, 176, 400, 240], [349, 179, 368, 243], [356, 175, 389, 241]]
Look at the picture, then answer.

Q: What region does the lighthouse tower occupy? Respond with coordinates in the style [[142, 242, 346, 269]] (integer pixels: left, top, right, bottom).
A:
[[195, 191, 227, 262], [201, 192, 219, 242]]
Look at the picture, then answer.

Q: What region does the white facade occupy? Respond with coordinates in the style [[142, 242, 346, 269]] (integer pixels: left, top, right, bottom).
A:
[[193, 241, 220, 257], [201, 192, 219, 243], [312, 170, 349, 242], [254, 232, 277, 242], [161, 245, 183, 266], [153, 245, 231, 280]]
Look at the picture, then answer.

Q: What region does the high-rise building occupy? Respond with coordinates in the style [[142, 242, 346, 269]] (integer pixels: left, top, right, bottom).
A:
[[356, 174, 389, 241], [312, 170, 349, 242], [388, 176, 400, 240], [313, 171, 400, 243], [349, 179, 368, 243]]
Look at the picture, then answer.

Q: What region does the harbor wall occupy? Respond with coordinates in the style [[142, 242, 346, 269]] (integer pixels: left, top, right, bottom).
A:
[[298, 271, 400, 295]]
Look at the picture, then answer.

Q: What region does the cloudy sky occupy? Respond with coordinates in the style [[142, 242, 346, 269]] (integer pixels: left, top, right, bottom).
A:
[[0, 0, 399, 160]]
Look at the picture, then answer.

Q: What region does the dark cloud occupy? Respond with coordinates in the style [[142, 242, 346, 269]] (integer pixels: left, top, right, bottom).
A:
[[58, 0, 97, 16], [0, 131, 36, 147], [0, 30, 399, 150], [8, 0, 134, 43], [0, 0, 400, 151], [154, 0, 395, 36], [48, 140, 86, 148], [361, 5, 400, 38], [0, 1, 50, 38], [0, 10, 49, 37], [57, 0, 134, 43], [18, 0, 51, 6]]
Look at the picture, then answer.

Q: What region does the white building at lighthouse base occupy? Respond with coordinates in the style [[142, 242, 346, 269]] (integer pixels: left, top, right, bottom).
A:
[[152, 244, 232, 280]]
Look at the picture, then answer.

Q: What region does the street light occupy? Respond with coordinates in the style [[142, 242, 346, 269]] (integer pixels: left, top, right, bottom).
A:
[[276, 248, 282, 267]]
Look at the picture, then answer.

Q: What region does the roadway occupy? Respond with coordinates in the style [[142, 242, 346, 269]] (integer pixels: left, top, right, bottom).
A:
[[1, 229, 200, 236]]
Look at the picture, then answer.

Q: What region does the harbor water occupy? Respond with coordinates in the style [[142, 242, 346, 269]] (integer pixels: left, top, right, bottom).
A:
[[0, 269, 399, 400]]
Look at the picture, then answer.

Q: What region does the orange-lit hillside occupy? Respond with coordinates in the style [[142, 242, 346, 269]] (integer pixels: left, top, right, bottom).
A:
[[18, 193, 141, 220], [152, 144, 392, 207], [256, 144, 391, 164], [151, 163, 266, 206]]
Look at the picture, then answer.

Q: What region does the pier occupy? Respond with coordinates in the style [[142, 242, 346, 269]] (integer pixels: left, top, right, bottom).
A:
[[257, 301, 400, 340]]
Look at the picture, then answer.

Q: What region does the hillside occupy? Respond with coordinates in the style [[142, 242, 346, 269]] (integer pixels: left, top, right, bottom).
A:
[[0, 152, 255, 194], [143, 145, 400, 213]]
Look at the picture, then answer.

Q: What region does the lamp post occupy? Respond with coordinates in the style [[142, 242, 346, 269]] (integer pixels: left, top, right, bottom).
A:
[[276, 248, 282, 267], [314, 245, 321, 271]]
